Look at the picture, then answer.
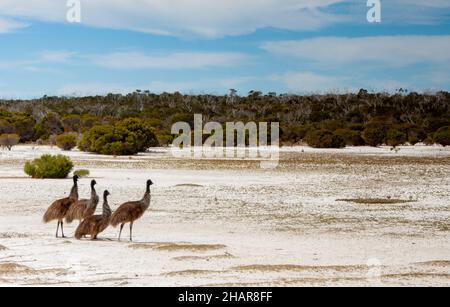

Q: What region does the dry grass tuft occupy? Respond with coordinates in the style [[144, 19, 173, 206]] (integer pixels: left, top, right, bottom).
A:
[[0, 232, 30, 239], [0, 262, 67, 279], [164, 269, 220, 277], [232, 264, 364, 272], [155, 243, 226, 252], [337, 198, 414, 205], [415, 260, 450, 267], [437, 223, 450, 232], [173, 253, 235, 261], [129, 243, 226, 252], [175, 184, 204, 188], [0, 263, 34, 275], [382, 273, 450, 279]]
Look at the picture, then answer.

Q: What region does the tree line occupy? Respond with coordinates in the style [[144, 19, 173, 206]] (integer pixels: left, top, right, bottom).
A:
[[1, 89, 450, 153]]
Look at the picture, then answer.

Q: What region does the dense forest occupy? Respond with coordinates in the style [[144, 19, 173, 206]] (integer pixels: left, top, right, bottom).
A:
[[1, 90, 450, 154]]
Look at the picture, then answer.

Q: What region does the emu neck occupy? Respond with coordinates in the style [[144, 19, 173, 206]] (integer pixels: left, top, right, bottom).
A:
[[142, 186, 151, 208], [89, 185, 99, 208], [69, 182, 78, 201], [103, 196, 111, 217], [91, 185, 97, 198]]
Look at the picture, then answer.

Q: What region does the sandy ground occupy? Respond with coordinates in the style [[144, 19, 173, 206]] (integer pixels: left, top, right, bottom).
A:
[[0, 145, 449, 287]]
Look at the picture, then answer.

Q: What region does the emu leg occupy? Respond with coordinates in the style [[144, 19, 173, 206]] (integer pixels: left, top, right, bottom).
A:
[[118, 224, 124, 241], [56, 221, 60, 238], [61, 222, 66, 238], [130, 222, 133, 242]]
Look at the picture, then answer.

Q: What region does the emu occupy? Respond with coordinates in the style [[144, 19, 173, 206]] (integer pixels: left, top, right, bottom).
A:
[[110, 180, 153, 242], [75, 190, 112, 240], [43, 175, 79, 238], [65, 179, 99, 224]]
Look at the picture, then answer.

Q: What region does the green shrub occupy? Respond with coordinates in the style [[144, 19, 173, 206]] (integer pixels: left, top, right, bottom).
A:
[[155, 131, 173, 147], [0, 133, 20, 150], [62, 115, 81, 133], [362, 122, 386, 147], [79, 118, 158, 155], [386, 129, 407, 148], [48, 134, 57, 146], [74, 169, 90, 178], [434, 126, 450, 146], [34, 113, 64, 140], [407, 127, 427, 145], [281, 124, 312, 144], [334, 129, 365, 146], [424, 135, 435, 146], [56, 133, 78, 151], [12, 114, 35, 142], [305, 129, 346, 149], [24, 155, 74, 179]]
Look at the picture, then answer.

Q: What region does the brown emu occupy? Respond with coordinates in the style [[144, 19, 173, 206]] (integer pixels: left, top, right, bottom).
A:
[[43, 175, 79, 238], [110, 180, 153, 242], [75, 190, 112, 240], [65, 179, 99, 224]]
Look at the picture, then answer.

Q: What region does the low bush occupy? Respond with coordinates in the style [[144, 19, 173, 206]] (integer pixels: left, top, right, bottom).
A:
[[386, 129, 407, 148], [334, 129, 365, 146], [305, 129, 346, 149], [0, 133, 20, 151], [434, 126, 450, 146], [407, 127, 427, 145], [79, 118, 158, 155], [362, 122, 386, 147], [56, 133, 78, 151], [74, 169, 90, 178], [24, 155, 74, 179]]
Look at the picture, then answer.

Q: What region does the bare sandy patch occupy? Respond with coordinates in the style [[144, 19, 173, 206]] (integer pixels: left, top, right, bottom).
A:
[[127, 242, 172, 250], [129, 243, 226, 252], [382, 273, 450, 279], [155, 243, 227, 252], [173, 253, 235, 261], [202, 276, 371, 287], [175, 184, 204, 188], [164, 269, 222, 277], [0, 263, 34, 275], [0, 232, 30, 239], [415, 260, 450, 267], [0, 262, 67, 282], [336, 198, 415, 205], [232, 264, 365, 273]]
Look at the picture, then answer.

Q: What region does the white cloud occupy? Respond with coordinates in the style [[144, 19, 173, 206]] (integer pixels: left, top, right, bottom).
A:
[[272, 72, 344, 93], [91, 51, 247, 69], [0, 0, 344, 38], [389, 0, 450, 9], [0, 50, 76, 71], [380, 1, 450, 24], [1, 1, 449, 37], [145, 81, 205, 93], [144, 76, 254, 93], [39, 50, 77, 63], [0, 17, 27, 33], [261, 36, 450, 66]]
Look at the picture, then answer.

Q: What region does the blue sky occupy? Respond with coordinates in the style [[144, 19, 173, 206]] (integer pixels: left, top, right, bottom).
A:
[[0, 0, 449, 98]]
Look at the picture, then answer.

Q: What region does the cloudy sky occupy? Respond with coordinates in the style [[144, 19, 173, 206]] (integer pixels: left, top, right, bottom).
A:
[[0, 0, 449, 98]]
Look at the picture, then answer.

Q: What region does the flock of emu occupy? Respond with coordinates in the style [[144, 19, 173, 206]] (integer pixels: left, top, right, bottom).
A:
[[43, 175, 153, 241]]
